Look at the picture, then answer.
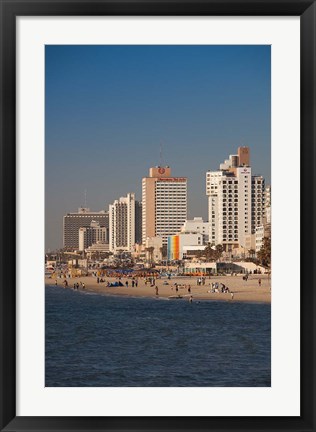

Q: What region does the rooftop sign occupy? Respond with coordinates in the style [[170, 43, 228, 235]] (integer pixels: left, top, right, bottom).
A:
[[157, 178, 187, 182]]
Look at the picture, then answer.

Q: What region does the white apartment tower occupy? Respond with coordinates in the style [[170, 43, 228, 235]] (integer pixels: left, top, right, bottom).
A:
[[142, 166, 187, 244], [264, 185, 271, 224], [252, 175, 265, 232], [255, 185, 271, 252], [109, 193, 141, 253], [206, 147, 265, 251]]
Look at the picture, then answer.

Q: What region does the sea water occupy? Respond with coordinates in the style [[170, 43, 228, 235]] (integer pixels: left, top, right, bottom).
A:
[[45, 285, 271, 387]]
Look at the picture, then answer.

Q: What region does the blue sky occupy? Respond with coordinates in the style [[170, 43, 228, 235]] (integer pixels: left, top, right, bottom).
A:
[[45, 45, 271, 251]]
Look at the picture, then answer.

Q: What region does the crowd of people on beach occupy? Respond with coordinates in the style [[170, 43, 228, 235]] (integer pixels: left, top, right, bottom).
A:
[[50, 268, 267, 303], [56, 279, 86, 290], [197, 277, 206, 286], [208, 282, 230, 294], [72, 281, 85, 290], [173, 282, 192, 293], [91, 270, 160, 279]]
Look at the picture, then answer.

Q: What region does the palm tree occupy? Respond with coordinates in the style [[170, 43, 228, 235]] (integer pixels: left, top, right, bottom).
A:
[[204, 243, 215, 261], [214, 244, 224, 261], [159, 244, 167, 260], [145, 247, 155, 265], [196, 243, 223, 262], [257, 236, 271, 267]]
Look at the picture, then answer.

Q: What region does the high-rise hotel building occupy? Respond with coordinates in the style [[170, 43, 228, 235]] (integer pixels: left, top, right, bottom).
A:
[[206, 147, 265, 251], [142, 166, 187, 244], [109, 193, 142, 253]]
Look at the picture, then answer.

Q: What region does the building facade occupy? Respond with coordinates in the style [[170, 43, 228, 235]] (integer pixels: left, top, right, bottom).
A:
[[167, 232, 204, 261], [264, 185, 271, 224], [78, 220, 108, 251], [251, 175, 265, 233], [180, 217, 211, 244], [206, 147, 265, 251], [145, 236, 163, 263], [63, 207, 109, 250], [255, 185, 271, 253], [142, 166, 187, 245], [135, 200, 143, 245], [109, 193, 141, 253], [85, 242, 110, 258]]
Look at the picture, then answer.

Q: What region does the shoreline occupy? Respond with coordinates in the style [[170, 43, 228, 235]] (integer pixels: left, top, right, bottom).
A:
[[45, 273, 271, 304]]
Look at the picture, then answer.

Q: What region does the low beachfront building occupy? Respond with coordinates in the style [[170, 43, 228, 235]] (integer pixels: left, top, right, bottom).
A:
[[183, 262, 217, 275], [167, 232, 204, 261], [85, 241, 110, 257], [183, 261, 267, 275]]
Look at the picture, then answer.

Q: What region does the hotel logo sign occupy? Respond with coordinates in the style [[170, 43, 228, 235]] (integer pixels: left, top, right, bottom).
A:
[[158, 178, 187, 182], [241, 168, 250, 174]]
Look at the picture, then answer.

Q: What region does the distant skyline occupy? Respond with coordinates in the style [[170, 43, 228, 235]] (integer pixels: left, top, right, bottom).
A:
[[45, 45, 271, 251]]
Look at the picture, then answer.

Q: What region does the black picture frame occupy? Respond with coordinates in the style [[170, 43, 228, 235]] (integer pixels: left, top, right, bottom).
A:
[[0, 1, 315, 431]]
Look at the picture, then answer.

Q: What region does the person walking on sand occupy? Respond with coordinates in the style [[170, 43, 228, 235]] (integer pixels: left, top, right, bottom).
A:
[[155, 286, 159, 296], [231, 292, 234, 300], [82, 283, 85, 289], [55, 279, 57, 286], [258, 278, 262, 287]]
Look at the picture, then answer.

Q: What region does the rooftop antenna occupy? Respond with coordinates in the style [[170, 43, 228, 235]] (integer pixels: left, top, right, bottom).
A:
[[84, 188, 87, 208], [160, 142, 163, 167]]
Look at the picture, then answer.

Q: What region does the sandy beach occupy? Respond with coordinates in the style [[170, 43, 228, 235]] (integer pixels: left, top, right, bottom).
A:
[[46, 273, 271, 303]]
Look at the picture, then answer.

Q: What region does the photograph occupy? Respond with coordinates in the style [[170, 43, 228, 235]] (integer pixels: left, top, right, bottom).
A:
[[45, 44, 271, 387], [2, 1, 315, 429]]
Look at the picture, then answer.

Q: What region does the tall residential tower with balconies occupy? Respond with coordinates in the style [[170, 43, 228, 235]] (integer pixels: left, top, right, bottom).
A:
[[109, 193, 142, 253], [206, 147, 265, 251]]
